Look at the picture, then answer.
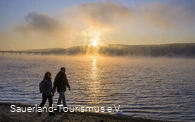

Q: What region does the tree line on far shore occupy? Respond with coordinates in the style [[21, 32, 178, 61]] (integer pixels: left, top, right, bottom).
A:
[[24, 43, 195, 57]]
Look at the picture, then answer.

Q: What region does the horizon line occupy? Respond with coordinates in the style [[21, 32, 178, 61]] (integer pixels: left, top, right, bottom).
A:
[[1, 42, 195, 52]]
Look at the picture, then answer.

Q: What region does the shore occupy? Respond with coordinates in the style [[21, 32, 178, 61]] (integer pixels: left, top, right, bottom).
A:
[[0, 103, 170, 122]]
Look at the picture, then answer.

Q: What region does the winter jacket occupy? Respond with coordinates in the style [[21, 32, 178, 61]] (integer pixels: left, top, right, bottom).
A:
[[42, 78, 53, 96], [53, 71, 70, 92]]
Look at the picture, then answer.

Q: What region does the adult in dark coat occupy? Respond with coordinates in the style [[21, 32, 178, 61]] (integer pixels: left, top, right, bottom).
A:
[[53, 67, 71, 109]]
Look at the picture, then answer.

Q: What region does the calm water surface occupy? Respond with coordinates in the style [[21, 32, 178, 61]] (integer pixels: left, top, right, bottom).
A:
[[0, 54, 195, 122]]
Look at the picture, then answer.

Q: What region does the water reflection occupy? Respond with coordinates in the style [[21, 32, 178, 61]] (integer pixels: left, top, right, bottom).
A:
[[1, 55, 195, 121], [85, 58, 102, 105], [91, 58, 97, 80]]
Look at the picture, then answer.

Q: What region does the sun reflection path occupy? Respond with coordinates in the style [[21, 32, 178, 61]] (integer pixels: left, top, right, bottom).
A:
[[86, 58, 103, 105], [91, 58, 97, 79]]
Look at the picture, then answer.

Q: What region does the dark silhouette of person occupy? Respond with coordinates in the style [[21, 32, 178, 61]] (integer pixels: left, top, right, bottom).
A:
[[53, 67, 71, 111], [38, 72, 55, 115]]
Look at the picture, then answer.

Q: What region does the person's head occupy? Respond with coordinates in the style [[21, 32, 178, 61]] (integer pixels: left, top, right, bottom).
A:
[[43, 72, 52, 80], [60, 67, 66, 73]]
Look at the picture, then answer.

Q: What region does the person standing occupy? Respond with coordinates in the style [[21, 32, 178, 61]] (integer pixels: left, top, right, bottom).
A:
[[53, 67, 71, 111]]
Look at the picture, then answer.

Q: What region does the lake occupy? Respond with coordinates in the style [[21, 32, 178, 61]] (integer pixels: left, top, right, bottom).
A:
[[0, 54, 195, 122]]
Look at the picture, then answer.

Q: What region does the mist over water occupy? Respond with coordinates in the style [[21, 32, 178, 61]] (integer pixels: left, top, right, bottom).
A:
[[0, 54, 195, 121]]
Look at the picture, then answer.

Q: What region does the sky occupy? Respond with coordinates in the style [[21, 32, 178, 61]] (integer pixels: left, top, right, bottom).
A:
[[0, 0, 195, 50]]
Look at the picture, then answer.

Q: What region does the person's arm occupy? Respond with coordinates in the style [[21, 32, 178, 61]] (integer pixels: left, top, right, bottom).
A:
[[53, 82, 56, 93], [51, 81, 54, 96], [42, 80, 46, 94], [53, 73, 59, 92], [65, 74, 71, 91]]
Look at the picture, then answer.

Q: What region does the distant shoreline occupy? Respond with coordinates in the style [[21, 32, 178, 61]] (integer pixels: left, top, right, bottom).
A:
[[1, 43, 195, 58], [0, 102, 171, 122]]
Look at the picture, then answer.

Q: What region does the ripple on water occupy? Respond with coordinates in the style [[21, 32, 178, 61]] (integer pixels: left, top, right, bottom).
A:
[[0, 55, 195, 122]]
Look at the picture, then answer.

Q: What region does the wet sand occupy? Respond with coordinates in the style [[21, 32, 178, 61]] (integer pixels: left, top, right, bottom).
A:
[[0, 103, 170, 122]]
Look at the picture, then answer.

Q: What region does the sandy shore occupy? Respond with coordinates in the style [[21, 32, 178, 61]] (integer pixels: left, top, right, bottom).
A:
[[0, 103, 170, 122]]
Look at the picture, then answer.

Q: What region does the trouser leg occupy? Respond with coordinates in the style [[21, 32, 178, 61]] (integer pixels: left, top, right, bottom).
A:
[[57, 92, 67, 107], [61, 92, 67, 107], [57, 92, 61, 110], [39, 94, 47, 107], [48, 95, 53, 113], [57, 93, 61, 105], [48, 95, 53, 107]]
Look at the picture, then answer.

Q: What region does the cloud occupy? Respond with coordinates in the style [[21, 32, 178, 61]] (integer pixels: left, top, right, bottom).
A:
[[16, 1, 195, 33], [16, 12, 59, 35], [15, 12, 74, 40], [72, 1, 194, 32], [77, 2, 132, 27], [68, 2, 134, 44], [140, 2, 194, 29], [11, 1, 195, 49], [169, 0, 195, 14], [139, 3, 174, 28]]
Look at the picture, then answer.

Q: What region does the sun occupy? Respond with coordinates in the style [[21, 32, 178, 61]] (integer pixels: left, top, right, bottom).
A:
[[91, 37, 99, 47], [92, 40, 98, 47]]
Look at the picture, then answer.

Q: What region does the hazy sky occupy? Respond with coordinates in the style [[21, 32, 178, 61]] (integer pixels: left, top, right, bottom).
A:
[[0, 0, 195, 50]]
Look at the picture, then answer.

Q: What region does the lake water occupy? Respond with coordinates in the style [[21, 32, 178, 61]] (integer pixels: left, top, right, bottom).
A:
[[0, 54, 195, 122]]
